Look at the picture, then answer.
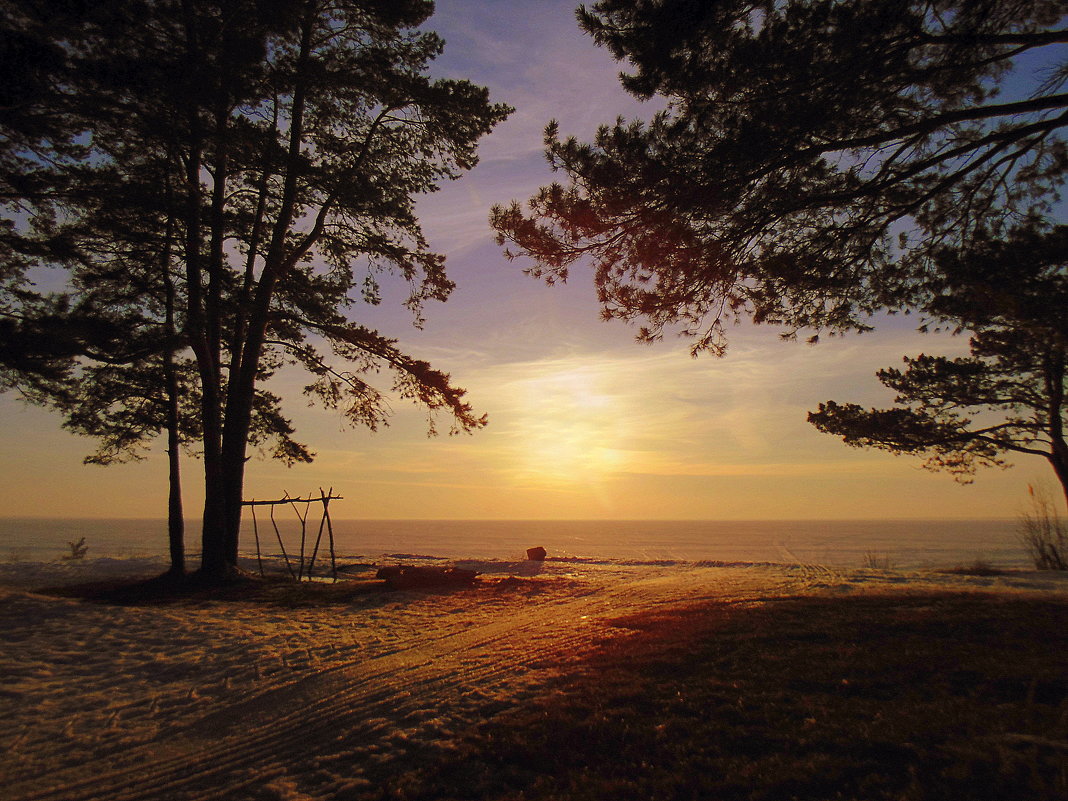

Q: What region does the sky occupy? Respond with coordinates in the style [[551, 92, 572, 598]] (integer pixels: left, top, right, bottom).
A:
[[0, 0, 1057, 520]]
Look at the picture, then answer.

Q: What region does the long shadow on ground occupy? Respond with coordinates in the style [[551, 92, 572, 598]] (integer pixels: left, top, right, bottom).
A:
[[363, 592, 1068, 801]]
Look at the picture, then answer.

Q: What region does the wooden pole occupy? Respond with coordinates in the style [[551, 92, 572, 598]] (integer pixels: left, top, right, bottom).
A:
[[288, 494, 310, 581], [240, 492, 342, 582], [324, 486, 337, 582], [307, 486, 329, 579], [271, 503, 295, 579], [242, 494, 342, 506], [252, 503, 264, 576]]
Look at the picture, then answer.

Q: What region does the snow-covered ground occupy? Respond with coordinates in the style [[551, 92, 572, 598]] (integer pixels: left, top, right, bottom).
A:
[[2, 555, 1066, 801]]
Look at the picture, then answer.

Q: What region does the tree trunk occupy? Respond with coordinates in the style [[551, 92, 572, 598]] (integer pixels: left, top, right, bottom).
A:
[[199, 453, 230, 578], [1042, 343, 1066, 514], [220, 399, 252, 565], [163, 338, 184, 576], [178, 2, 230, 582], [166, 423, 185, 575], [1051, 440, 1068, 515], [159, 192, 185, 577], [212, 8, 317, 567]]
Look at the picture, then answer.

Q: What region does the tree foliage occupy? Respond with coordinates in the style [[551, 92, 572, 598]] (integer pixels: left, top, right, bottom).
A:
[[809, 226, 1068, 508], [492, 0, 1068, 353]]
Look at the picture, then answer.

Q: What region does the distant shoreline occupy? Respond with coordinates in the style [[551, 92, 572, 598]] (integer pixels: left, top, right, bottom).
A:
[[0, 517, 1034, 572]]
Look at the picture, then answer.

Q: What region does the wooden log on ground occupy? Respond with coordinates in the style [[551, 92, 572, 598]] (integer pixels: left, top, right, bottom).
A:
[[375, 565, 480, 589]]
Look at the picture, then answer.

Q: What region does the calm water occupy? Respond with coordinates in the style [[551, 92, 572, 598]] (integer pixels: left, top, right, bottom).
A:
[[0, 517, 1030, 569]]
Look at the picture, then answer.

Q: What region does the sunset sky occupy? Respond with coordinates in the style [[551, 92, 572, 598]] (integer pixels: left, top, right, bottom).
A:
[[0, 0, 1054, 520]]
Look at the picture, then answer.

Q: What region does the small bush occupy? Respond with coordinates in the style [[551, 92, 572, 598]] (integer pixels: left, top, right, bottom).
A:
[[1019, 485, 1067, 570], [62, 537, 89, 561]]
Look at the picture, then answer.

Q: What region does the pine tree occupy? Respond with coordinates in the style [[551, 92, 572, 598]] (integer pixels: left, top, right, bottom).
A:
[[809, 226, 1068, 510]]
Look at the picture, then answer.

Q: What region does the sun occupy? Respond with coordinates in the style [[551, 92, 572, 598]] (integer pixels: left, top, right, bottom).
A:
[[502, 364, 632, 486]]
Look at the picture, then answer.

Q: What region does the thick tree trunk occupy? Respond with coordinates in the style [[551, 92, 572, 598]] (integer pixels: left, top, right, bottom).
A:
[[221, 399, 252, 565], [178, 2, 231, 582], [199, 452, 230, 578], [218, 263, 281, 563]]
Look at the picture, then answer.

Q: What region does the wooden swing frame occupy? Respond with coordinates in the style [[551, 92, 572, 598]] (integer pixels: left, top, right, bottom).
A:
[[243, 487, 343, 581]]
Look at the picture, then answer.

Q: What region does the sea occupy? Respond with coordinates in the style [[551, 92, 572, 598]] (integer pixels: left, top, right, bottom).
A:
[[0, 517, 1034, 571]]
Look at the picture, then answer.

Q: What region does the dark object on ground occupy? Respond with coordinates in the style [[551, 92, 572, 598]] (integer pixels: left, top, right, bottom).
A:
[[526, 547, 546, 561], [937, 561, 1008, 577], [376, 565, 480, 589]]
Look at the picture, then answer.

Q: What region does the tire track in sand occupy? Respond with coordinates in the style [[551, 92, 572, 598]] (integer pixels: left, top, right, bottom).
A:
[[8, 565, 797, 801]]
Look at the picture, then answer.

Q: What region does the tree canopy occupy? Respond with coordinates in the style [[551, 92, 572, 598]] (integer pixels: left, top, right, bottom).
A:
[[492, 0, 1068, 353], [808, 225, 1068, 509]]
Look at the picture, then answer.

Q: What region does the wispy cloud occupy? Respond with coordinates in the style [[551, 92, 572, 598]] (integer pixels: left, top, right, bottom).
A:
[[416, 0, 664, 258], [437, 327, 970, 487]]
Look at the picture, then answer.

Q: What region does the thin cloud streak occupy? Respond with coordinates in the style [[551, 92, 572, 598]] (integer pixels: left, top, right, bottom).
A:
[[407, 325, 976, 488]]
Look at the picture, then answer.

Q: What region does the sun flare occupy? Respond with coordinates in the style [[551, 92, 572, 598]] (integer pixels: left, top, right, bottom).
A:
[[503, 364, 632, 485]]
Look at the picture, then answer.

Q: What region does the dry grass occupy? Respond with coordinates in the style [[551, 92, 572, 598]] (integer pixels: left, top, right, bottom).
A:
[[365, 592, 1068, 801], [1020, 485, 1068, 570]]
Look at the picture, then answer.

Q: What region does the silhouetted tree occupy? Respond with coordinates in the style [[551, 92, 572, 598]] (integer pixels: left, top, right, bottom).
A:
[[809, 226, 1068, 509], [2, 0, 510, 580], [1, 15, 309, 576], [492, 0, 1068, 353], [169, 0, 508, 578]]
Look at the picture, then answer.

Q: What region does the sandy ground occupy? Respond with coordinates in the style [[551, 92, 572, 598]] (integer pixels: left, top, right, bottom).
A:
[[2, 556, 1067, 801]]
